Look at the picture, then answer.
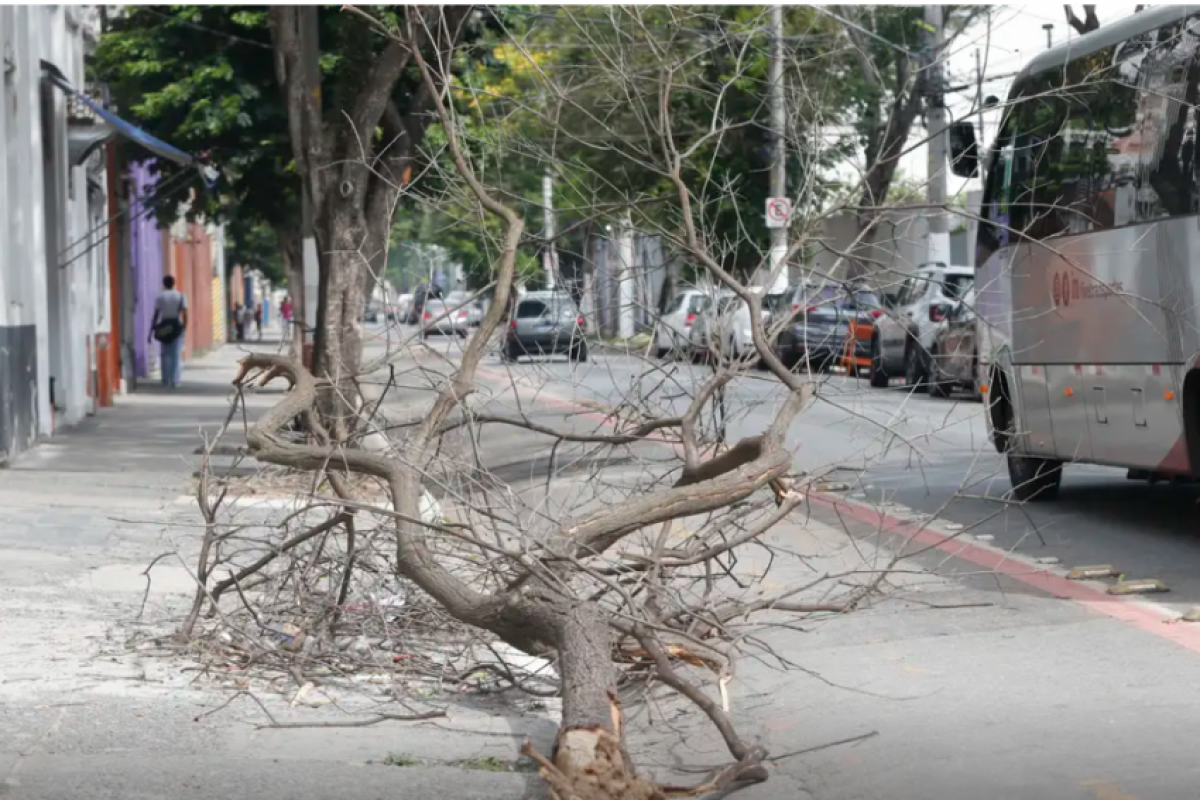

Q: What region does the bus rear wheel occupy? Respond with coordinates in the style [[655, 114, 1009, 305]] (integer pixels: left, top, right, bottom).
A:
[[1006, 453, 1063, 502]]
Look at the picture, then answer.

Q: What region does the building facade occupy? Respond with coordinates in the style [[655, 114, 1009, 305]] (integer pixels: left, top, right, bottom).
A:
[[0, 6, 102, 459], [0, 7, 225, 463]]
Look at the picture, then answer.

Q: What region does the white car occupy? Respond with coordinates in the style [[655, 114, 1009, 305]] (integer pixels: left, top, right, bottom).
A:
[[655, 288, 728, 358], [682, 291, 786, 364], [870, 262, 974, 390]]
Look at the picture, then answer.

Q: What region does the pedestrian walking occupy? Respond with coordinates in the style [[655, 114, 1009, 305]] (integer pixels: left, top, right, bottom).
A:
[[149, 275, 188, 388], [254, 303, 263, 341], [238, 304, 255, 342], [280, 296, 293, 326]]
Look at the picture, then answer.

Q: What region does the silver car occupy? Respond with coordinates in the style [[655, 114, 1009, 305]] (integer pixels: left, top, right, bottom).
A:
[[870, 263, 974, 389], [420, 299, 469, 338], [503, 292, 587, 362]]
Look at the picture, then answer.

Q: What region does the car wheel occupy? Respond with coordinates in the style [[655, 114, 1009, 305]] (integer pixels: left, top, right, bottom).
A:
[[869, 337, 889, 388], [928, 349, 951, 398], [1007, 453, 1063, 501], [904, 343, 928, 393]]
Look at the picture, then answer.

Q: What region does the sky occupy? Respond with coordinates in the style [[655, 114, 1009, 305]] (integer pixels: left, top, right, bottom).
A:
[[892, 3, 1143, 196]]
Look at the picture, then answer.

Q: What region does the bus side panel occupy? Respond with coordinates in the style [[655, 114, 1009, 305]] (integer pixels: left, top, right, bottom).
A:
[[1045, 365, 1093, 462], [1014, 365, 1057, 458], [1010, 228, 1175, 367]]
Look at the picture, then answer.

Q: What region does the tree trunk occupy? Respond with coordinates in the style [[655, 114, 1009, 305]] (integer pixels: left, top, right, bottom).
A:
[[315, 200, 368, 434], [851, 88, 924, 281], [278, 225, 303, 359], [360, 179, 395, 312]]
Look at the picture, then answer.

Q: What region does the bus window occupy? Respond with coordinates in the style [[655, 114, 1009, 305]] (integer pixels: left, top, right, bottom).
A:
[[1131, 19, 1200, 220], [978, 109, 1016, 265]]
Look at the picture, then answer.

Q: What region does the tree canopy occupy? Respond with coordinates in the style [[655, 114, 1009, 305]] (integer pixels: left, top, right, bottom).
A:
[[93, 7, 297, 255]]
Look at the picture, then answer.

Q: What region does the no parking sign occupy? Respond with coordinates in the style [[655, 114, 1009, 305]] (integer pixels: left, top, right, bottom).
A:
[[765, 197, 792, 229]]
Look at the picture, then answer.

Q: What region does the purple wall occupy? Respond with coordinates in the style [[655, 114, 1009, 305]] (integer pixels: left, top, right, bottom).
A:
[[129, 162, 163, 378]]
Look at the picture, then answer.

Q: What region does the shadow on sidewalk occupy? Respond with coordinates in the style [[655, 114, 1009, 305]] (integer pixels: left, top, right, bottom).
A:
[[3, 346, 276, 489]]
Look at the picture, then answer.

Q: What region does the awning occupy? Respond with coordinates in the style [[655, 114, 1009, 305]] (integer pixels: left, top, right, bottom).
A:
[[40, 60, 199, 170]]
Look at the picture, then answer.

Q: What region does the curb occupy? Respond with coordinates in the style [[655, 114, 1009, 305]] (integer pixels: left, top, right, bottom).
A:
[[807, 490, 1200, 652], [587, 338, 655, 358]]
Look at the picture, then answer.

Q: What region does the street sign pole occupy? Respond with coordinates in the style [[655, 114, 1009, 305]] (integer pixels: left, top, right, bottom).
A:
[[767, 4, 789, 292]]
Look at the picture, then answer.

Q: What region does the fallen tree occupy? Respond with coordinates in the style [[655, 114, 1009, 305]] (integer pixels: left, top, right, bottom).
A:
[[174, 7, 927, 797]]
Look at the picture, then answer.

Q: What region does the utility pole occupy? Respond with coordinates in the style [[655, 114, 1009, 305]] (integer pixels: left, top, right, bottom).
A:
[[1042, 23, 1054, 50], [767, 4, 789, 291], [298, 7, 321, 367], [974, 47, 987, 185], [923, 4, 950, 267], [542, 170, 557, 290], [617, 213, 635, 340]]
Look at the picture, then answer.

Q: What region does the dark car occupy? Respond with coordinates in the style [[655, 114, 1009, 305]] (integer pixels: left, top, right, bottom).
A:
[[503, 292, 588, 362], [773, 284, 884, 372]]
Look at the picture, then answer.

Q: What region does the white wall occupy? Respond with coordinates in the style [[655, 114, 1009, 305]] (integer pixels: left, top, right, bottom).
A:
[[9, 7, 103, 431], [0, 6, 106, 435]]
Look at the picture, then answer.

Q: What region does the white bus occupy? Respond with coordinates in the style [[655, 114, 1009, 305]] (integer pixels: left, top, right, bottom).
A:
[[949, 6, 1200, 500]]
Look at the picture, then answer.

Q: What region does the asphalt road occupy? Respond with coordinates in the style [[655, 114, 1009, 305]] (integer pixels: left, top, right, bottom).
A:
[[408, 330, 1200, 614], [366, 325, 1200, 799]]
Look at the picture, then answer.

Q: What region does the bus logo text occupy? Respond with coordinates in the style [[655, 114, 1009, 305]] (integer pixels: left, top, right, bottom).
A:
[[1053, 272, 1124, 307]]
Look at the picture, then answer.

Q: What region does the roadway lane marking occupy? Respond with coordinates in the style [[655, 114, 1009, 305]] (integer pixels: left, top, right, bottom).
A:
[[476, 361, 1200, 658]]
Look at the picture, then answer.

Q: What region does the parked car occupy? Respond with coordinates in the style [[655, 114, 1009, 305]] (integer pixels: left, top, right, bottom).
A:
[[870, 262, 974, 390], [446, 292, 485, 327], [772, 284, 883, 372], [420, 298, 469, 338], [503, 291, 587, 362], [394, 294, 413, 324], [927, 287, 981, 400], [655, 288, 725, 358], [694, 291, 788, 363]]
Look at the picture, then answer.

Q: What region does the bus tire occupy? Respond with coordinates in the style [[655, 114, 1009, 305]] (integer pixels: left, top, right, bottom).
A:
[[1006, 453, 1063, 502], [1184, 369, 1200, 476]]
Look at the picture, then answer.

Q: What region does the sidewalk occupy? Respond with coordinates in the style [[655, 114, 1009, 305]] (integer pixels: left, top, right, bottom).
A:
[[0, 340, 546, 800]]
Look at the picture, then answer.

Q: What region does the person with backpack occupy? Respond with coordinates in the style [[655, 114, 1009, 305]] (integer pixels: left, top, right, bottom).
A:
[[149, 275, 188, 388]]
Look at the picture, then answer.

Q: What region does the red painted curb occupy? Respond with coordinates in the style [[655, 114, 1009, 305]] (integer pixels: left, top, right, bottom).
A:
[[810, 494, 1200, 652]]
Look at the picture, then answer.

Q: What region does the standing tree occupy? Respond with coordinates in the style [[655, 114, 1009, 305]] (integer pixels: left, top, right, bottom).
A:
[[835, 5, 987, 278], [269, 7, 477, 422], [1063, 5, 1101, 34]]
